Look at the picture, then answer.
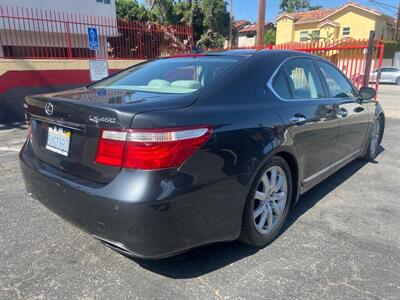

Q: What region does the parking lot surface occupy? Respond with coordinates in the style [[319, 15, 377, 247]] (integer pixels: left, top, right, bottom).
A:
[[1, 85, 399, 300]]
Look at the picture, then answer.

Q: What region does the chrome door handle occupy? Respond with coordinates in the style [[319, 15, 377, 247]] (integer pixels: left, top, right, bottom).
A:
[[336, 109, 348, 117], [289, 115, 306, 124]]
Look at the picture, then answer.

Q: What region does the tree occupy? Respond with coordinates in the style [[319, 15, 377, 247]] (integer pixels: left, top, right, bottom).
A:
[[116, 0, 150, 21], [116, 0, 230, 48], [172, 1, 205, 42], [197, 0, 229, 48], [145, 0, 175, 24], [264, 29, 276, 45], [307, 30, 320, 42], [309, 5, 322, 10], [279, 0, 311, 13]]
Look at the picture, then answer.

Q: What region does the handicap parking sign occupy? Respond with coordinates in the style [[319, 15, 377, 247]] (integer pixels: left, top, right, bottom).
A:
[[87, 27, 99, 50]]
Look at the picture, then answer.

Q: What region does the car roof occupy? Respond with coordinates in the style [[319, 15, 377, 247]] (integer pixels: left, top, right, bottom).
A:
[[167, 49, 318, 60], [206, 49, 258, 56], [206, 49, 317, 59]]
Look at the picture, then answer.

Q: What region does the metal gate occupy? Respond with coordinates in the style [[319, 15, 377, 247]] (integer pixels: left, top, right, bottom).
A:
[[273, 39, 385, 94], [211, 39, 385, 94]]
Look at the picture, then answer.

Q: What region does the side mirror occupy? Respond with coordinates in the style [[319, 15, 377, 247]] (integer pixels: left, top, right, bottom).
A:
[[358, 86, 376, 101]]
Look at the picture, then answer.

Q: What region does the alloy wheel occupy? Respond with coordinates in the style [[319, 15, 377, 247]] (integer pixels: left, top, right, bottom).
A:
[[253, 166, 288, 235]]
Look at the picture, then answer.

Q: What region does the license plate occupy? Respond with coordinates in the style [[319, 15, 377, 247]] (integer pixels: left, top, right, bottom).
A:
[[46, 126, 71, 156]]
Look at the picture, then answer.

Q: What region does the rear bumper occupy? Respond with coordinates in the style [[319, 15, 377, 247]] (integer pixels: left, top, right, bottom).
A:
[[19, 140, 244, 259]]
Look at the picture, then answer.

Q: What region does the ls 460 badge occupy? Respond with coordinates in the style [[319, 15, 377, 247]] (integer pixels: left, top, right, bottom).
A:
[[89, 115, 117, 124]]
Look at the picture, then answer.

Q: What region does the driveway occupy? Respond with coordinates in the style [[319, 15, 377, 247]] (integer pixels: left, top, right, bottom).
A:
[[1, 84, 399, 299]]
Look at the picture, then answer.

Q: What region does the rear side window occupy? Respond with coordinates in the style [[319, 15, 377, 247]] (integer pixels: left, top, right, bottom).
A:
[[316, 61, 357, 98], [91, 56, 242, 94], [283, 58, 325, 99], [272, 70, 291, 99]]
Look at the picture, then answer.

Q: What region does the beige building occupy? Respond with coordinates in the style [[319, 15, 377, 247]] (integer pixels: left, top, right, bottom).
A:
[[237, 22, 275, 47], [0, 0, 117, 58], [275, 2, 395, 45]]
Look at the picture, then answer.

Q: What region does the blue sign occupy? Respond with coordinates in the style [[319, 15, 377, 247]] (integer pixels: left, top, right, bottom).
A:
[[87, 27, 99, 50]]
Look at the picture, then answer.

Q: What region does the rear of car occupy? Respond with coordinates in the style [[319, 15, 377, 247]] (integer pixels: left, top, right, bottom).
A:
[[19, 55, 246, 258]]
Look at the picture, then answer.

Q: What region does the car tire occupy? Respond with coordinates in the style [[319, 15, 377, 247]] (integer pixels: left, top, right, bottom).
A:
[[364, 115, 384, 161], [240, 156, 292, 247], [396, 77, 400, 85]]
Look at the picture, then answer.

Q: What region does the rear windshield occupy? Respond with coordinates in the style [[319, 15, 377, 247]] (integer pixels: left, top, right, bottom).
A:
[[91, 56, 243, 94]]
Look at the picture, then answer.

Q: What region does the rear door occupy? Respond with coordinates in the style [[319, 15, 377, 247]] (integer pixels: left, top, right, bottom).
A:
[[272, 58, 339, 184], [314, 60, 370, 162], [386, 68, 400, 83]]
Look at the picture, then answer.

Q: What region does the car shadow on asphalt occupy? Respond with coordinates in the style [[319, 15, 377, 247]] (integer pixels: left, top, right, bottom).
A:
[[131, 146, 384, 279]]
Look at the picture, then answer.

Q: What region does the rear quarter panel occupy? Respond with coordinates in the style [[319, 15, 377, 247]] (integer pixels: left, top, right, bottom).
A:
[[131, 95, 297, 241]]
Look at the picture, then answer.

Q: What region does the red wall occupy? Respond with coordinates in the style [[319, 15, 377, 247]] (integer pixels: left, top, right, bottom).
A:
[[0, 69, 119, 123]]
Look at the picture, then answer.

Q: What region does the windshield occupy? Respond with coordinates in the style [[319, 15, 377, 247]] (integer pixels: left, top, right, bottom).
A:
[[91, 56, 243, 94]]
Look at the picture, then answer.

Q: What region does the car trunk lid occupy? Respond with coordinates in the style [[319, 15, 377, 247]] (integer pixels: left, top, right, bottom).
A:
[[25, 88, 197, 184]]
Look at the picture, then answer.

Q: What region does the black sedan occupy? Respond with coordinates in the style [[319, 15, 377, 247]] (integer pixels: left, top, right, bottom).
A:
[[20, 50, 385, 259]]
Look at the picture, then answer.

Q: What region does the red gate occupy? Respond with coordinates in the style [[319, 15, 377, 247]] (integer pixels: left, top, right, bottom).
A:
[[0, 5, 193, 60], [273, 39, 385, 95], [209, 39, 385, 94]]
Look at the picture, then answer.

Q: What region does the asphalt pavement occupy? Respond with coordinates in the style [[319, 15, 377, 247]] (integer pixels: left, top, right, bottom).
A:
[[0, 85, 399, 299]]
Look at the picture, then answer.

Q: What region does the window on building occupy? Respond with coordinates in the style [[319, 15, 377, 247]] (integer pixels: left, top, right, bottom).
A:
[[300, 31, 308, 42], [97, 0, 111, 3], [246, 33, 256, 38], [342, 27, 350, 36]]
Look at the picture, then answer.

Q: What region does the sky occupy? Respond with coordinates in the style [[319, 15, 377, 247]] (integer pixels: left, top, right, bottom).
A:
[[229, 0, 399, 22]]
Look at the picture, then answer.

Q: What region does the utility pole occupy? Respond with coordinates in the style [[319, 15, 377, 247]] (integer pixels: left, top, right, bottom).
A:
[[229, 0, 233, 48], [256, 0, 266, 47], [363, 31, 375, 87], [395, 1, 400, 41]]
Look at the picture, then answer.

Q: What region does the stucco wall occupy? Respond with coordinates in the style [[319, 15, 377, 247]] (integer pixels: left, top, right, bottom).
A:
[[329, 7, 377, 40], [276, 17, 294, 45], [238, 35, 256, 47], [293, 23, 318, 42], [0, 0, 116, 23], [374, 16, 394, 40], [277, 5, 394, 44], [0, 58, 145, 123]]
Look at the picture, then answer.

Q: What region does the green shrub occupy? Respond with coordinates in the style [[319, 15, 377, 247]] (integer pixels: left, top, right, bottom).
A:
[[383, 41, 400, 59]]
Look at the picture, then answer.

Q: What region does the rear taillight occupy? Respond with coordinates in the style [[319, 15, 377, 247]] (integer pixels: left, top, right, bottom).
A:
[[95, 126, 212, 170]]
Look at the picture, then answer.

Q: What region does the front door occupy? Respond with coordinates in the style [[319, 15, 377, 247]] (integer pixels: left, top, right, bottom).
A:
[[271, 58, 339, 184], [380, 68, 392, 83], [314, 60, 370, 162]]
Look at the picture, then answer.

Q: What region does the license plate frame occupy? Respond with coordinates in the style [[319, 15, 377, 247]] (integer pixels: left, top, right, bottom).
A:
[[46, 126, 71, 157]]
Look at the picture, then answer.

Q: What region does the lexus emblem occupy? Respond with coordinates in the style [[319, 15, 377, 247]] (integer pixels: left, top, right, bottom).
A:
[[45, 102, 54, 116]]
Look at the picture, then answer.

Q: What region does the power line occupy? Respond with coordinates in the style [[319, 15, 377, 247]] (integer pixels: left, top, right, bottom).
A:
[[368, 0, 397, 15], [368, 0, 398, 10]]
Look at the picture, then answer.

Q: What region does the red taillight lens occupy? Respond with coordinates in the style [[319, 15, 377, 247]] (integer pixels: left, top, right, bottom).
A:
[[95, 126, 212, 170]]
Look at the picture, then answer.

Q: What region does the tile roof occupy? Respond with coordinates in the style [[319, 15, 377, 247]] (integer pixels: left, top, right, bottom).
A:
[[275, 2, 394, 24], [239, 22, 272, 33], [287, 8, 336, 23], [233, 20, 250, 29]]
